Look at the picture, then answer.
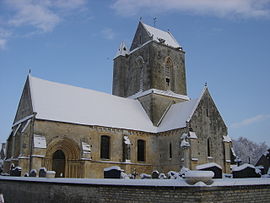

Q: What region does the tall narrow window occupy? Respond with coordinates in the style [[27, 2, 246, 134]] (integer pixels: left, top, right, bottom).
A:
[[207, 138, 211, 157], [165, 57, 173, 90], [169, 142, 172, 159], [100, 135, 110, 159], [137, 139, 145, 162], [136, 56, 144, 91]]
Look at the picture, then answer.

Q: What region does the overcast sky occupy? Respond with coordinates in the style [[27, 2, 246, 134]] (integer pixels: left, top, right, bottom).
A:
[[0, 0, 270, 145]]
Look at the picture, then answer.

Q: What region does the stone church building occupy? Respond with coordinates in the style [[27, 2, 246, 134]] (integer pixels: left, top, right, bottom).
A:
[[4, 22, 233, 178]]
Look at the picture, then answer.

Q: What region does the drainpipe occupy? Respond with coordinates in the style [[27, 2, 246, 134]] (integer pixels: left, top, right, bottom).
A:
[[29, 112, 37, 173]]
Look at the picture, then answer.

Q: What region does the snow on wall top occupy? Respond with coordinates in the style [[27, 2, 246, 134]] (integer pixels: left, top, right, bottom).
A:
[[2, 176, 270, 187], [142, 22, 181, 49], [128, 89, 189, 101], [158, 99, 199, 132], [29, 76, 157, 133]]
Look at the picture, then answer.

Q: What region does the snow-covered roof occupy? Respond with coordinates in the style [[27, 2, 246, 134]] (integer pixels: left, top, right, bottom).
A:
[[158, 99, 199, 132], [29, 76, 157, 133], [27, 76, 204, 133], [141, 23, 181, 49], [232, 164, 255, 172], [128, 89, 190, 101], [104, 166, 123, 172], [196, 163, 222, 170]]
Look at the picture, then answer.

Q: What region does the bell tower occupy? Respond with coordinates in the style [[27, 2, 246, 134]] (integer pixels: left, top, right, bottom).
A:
[[112, 22, 189, 125]]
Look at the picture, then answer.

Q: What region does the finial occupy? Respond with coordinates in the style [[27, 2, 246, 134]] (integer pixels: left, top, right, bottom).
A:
[[153, 17, 157, 27], [29, 69, 31, 74], [139, 17, 142, 21], [205, 81, 208, 87]]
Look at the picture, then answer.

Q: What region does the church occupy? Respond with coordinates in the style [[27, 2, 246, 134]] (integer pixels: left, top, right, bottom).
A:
[[3, 22, 233, 178]]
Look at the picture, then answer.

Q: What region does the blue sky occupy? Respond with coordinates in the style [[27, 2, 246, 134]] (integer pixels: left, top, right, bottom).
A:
[[0, 0, 270, 145]]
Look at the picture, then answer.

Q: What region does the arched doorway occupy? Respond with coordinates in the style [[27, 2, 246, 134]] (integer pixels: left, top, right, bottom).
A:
[[52, 150, 65, 177], [45, 138, 81, 178]]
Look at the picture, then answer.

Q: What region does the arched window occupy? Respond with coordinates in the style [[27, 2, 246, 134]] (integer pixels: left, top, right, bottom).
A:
[[207, 138, 211, 157], [100, 135, 110, 159], [165, 57, 173, 89], [136, 56, 144, 91], [137, 139, 146, 162]]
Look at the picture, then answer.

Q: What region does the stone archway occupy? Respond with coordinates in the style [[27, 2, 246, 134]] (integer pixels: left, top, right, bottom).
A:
[[45, 138, 82, 178]]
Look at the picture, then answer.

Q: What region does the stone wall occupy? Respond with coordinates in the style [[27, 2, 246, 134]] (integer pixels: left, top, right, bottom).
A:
[[1, 177, 270, 203]]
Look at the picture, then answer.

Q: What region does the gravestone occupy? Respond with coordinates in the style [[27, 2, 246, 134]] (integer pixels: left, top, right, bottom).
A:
[[104, 166, 123, 179], [158, 173, 167, 179], [152, 170, 159, 179], [11, 167, 22, 177], [29, 169, 37, 177], [167, 171, 180, 179], [232, 164, 261, 178], [39, 168, 47, 177], [196, 163, 222, 179]]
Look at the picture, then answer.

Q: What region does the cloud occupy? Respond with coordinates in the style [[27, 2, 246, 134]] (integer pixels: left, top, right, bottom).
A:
[[101, 28, 115, 40], [0, 39, 7, 50], [112, 0, 270, 18], [231, 114, 270, 128], [8, 1, 60, 32], [0, 28, 11, 50], [5, 0, 87, 32], [0, 0, 87, 50]]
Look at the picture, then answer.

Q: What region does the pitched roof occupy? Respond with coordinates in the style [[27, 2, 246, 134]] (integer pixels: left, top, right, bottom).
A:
[[157, 99, 199, 132], [28, 76, 157, 133], [141, 22, 181, 49], [27, 76, 204, 133]]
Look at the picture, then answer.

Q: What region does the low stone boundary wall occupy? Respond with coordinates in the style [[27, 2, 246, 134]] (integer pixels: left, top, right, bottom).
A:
[[1, 177, 270, 203]]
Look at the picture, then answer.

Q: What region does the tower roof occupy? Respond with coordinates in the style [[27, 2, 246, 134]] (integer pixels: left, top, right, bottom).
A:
[[141, 22, 181, 49]]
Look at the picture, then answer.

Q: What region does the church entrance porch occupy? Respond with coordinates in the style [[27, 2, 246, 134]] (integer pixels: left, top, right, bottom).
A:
[[44, 138, 83, 178], [52, 150, 65, 177]]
